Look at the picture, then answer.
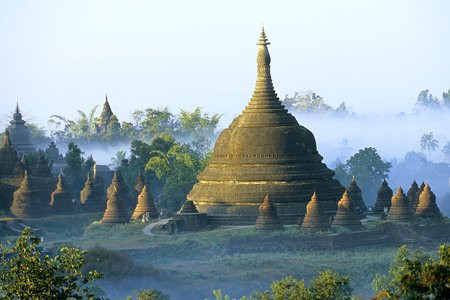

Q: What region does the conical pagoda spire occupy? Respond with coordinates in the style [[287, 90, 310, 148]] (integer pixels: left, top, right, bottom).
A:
[[415, 183, 441, 218], [255, 194, 283, 230], [413, 182, 425, 212], [101, 94, 113, 119], [11, 170, 45, 218], [131, 185, 158, 220], [347, 176, 367, 218], [300, 191, 330, 232], [101, 181, 129, 224], [50, 174, 74, 214], [245, 27, 286, 112], [387, 187, 413, 222], [373, 179, 393, 213], [331, 191, 363, 230]]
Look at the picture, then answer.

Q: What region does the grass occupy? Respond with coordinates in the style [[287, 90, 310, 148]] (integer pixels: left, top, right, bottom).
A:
[[3, 213, 448, 299]]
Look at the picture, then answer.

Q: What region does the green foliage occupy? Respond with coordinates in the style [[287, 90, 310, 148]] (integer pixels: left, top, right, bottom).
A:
[[282, 91, 350, 115], [130, 288, 169, 300], [27, 122, 51, 145], [63, 142, 95, 197], [334, 147, 392, 204], [146, 144, 203, 210], [212, 270, 353, 300], [0, 227, 101, 299], [373, 244, 450, 299], [420, 132, 439, 156]]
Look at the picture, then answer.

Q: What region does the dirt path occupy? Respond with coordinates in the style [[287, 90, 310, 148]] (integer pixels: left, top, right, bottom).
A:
[[142, 219, 170, 236]]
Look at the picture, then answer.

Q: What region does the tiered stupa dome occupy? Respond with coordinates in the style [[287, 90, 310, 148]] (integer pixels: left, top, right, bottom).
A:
[[386, 187, 413, 222], [187, 28, 344, 224]]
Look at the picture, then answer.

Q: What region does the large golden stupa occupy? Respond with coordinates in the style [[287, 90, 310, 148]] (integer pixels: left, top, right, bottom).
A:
[[187, 28, 344, 224]]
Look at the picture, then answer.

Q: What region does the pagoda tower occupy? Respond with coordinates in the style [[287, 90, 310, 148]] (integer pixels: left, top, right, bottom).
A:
[[414, 183, 441, 219], [132, 171, 145, 208], [49, 174, 74, 214], [106, 170, 131, 209], [406, 180, 419, 210], [10, 171, 45, 218], [373, 180, 393, 214], [80, 173, 104, 212], [100, 179, 129, 224], [7, 103, 35, 155], [187, 28, 344, 224], [131, 185, 158, 220], [300, 191, 330, 232], [347, 177, 367, 218], [255, 195, 283, 230], [0, 129, 18, 176], [331, 191, 363, 230], [179, 200, 199, 214], [412, 182, 425, 212], [386, 187, 413, 222]]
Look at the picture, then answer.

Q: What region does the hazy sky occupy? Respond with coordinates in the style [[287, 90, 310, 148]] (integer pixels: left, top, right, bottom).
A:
[[1, 0, 449, 127]]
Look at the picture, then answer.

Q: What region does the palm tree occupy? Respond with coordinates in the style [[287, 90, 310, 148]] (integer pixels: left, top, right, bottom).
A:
[[420, 132, 439, 157], [442, 141, 450, 162]]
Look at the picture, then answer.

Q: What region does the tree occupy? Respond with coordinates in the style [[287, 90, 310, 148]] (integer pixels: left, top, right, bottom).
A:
[[373, 245, 449, 299], [129, 289, 169, 300], [0, 227, 101, 299], [111, 150, 127, 168], [420, 132, 439, 157], [213, 270, 352, 300], [416, 89, 440, 109], [334, 147, 392, 205], [442, 141, 450, 162], [63, 143, 92, 197]]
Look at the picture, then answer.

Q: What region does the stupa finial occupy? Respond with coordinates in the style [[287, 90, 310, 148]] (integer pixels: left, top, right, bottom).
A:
[[257, 26, 270, 46], [15, 102, 20, 114]]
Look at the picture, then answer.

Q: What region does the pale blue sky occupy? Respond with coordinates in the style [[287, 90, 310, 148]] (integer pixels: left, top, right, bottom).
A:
[[1, 0, 449, 127]]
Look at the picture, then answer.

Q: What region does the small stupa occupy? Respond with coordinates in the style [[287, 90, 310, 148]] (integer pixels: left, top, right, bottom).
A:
[[131, 185, 158, 220], [255, 195, 283, 230], [331, 191, 363, 230], [178, 200, 199, 214], [373, 179, 393, 214], [414, 183, 441, 219], [132, 171, 145, 208], [100, 180, 128, 224], [10, 171, 45, 218], [346, 177, 367, 218], [49, 174, 74, 214], [386, 187, 413, 222], [412, 182, 425, 212], [300, 191, 330, 232], [106, 170, 130, 208], [92, 163, 106, 200], [406, 180, 419, 210], [80, 173, 104, 212], [0, 129, 18, 176]]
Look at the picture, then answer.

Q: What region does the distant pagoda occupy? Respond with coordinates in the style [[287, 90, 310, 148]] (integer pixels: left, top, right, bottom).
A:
[[255, 195, 283, 230], [406, 180, 419, 210], [386, 187, 413, 222], [414, 183, 441, 219], [412, 182, 425, 212], [300, 191, 330, 232], [49, 174, 74, 214], [94, 95, 120, 135], [373, 180, 393, 214], [7, 103, 35, 155], [331, 191, 363, 230], [346, 177, 367, 218], [0, 129, 18, 176], [187, 28, 344, 225], [10, 171, 45, 218], [131, 185, 158, 220]]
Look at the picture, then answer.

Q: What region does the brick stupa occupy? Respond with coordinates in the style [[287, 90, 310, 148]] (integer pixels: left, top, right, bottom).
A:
[[386, 187, 413, 222], [406, 180, 419, 210], [100, 175, 128, 224], [347, 177, 367, 218], [187, 27, 344, 225], [414, 183, 441, 219], [80, 173, 104, 212], [49, 174, 74, 214], [131, 185, 158, 220], [412, 182, 425, 212], [255, 195, 283, 230], [132, 171, 145, 208], [10, 171, 45, 218], [373, 180, 393, 214], [331, 191, 363, 230], [106, 170, 130, 209], [300, 191, 330, 232]]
